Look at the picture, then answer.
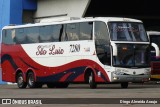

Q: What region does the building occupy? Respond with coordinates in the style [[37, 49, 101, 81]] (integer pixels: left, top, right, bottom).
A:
[[0, 0, 160, 84]]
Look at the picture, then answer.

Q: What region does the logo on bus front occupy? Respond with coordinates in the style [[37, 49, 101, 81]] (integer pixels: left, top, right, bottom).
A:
[[133, 71, 136, 75]]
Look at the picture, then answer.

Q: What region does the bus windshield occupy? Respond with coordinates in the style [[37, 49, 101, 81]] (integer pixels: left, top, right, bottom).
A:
[[108, 22, 148, 42], [113, 44, 150, 68], [149, 34, 160, 60]]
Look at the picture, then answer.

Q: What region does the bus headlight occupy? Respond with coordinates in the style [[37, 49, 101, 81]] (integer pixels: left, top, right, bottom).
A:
[[113, 77, 119, 80]]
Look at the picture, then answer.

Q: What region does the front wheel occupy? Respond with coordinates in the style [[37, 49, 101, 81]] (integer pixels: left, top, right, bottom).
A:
[[121, 82, 128, 88], [17, 72, 27, 88], [89, 72, 97, 89]]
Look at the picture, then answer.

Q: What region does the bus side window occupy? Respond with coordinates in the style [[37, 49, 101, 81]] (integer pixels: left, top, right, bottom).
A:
[[39, 26, 52, 43], [95, 21, 111, 65], [52, 24, 62, 42], [80, 22, 93, 40], [2, 29, 15, 44], [66, 23, 79, 41], [15, 28, 27, 44], [26, 27, 40, 43], [60, 25, 68, 41]]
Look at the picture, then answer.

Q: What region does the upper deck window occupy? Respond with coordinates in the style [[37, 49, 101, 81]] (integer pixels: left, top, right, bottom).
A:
[[108, 22, 148, 42]]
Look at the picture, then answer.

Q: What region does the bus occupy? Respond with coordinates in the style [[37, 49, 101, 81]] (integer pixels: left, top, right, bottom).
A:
[[147, 31, 160, 81], [1, 17, 152, 89]]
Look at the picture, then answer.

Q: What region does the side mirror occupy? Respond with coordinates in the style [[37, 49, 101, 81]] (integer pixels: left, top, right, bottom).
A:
[[151, 43, 159, 57], [111, 42, 117, 56]]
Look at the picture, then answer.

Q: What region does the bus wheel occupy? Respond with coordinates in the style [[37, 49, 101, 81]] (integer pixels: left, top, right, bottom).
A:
[[27, 72, 37, 88], [121, 82, 128, 88], [55, 83, 69, 88], [17, 72, 27, 88], [47, 83, 56, 88], [89, 72, 97, 89]]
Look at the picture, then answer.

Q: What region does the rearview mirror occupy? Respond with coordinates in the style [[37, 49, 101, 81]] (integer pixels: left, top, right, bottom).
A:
[[151, 43, 159, 57]]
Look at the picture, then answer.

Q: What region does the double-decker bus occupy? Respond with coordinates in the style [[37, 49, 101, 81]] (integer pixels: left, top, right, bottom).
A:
[[1, 17, 151, 89], [147, 31, 160, 81]]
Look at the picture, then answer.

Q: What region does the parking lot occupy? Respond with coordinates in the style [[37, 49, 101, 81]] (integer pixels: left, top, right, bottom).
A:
[[0, 82, 160, 107]]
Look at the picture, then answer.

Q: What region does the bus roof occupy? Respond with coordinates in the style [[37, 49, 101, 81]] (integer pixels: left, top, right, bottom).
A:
[[2, 17, 142, 30], [147, 31, 160, 35]]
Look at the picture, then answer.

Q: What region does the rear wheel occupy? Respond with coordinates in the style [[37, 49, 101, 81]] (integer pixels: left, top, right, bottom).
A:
[[17, 72, 27, 88], [27, 72, 42, 88], [121, 82, 128, 88], [89, 72, 97, 89]]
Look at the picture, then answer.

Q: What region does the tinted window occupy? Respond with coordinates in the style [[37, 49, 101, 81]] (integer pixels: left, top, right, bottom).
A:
[[108, 22, 148, 42], [150, 35, 160, 48], [95, 21, 111, 65], [80, 22, 93, 40], [150, 35, 160, 60], [15, 28, 27, 44], [2, 29, 15, 44], [66, 23, 79, 41], [95, 21, 109, 45], [52, 24, 62, 42], [26, 27, 39, 43], [60, 25, 68, 41], [40, 26, 52, 43]]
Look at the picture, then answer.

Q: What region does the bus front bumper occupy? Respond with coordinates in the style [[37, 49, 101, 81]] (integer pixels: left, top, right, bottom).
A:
[[111, 74, 150, 83]]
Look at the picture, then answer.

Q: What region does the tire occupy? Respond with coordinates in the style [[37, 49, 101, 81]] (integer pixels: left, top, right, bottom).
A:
[[47, 83, 56, 88], [55, 83, 69, 88], [89, 72, 97, 89], [27, 72, 37, 88], [16, 72, 27, 88], [121, 82, 128, 88]]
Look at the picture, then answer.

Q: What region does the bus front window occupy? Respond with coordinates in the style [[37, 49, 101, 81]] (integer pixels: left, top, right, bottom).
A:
[[108, 22, 148, 42], [113, 44, 150, 68]]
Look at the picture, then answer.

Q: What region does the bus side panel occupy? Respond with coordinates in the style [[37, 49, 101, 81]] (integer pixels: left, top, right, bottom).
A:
[[34, 60, 109, 83], [1, 44, 30, 83], [1, 61, 15, 82], [151, 62, 160, 80], [1, 44, 18, 82], [1, 43, 110, 83]]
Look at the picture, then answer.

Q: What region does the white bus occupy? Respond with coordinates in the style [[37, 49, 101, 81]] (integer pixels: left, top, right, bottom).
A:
[[1, 17, 151, 89], [147, 31, 160, 81]]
